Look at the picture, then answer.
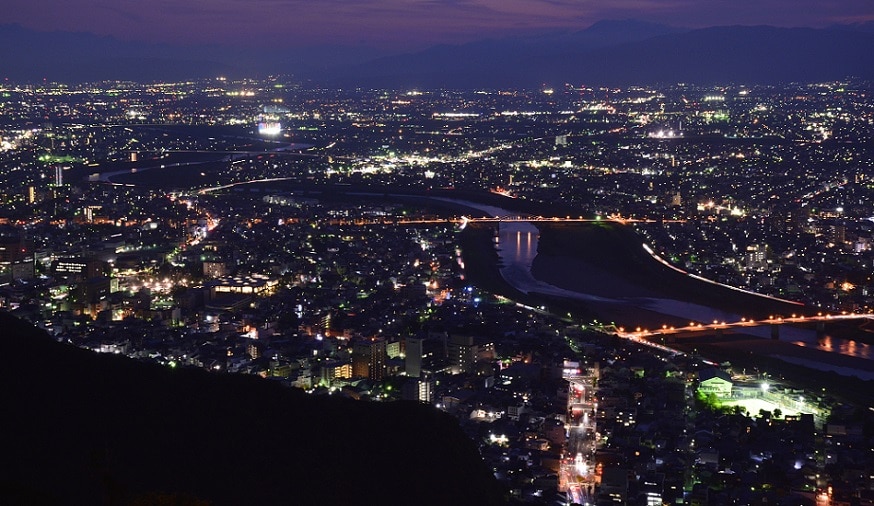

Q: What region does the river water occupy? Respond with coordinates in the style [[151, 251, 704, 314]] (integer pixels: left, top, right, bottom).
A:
[[448, 199, 874, 373]]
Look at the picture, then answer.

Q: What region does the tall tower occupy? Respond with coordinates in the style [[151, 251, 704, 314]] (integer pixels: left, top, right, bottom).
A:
[[54, 166, 63, 187]]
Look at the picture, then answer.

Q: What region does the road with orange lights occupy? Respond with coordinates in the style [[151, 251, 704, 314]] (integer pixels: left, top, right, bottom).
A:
[[614, 313, 874, 341], [460, 215, 685, 227]]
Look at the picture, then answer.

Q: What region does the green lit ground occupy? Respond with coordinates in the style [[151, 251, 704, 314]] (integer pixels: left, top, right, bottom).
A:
[[703, 384, 828, 422], [719, 397, 801, 417]]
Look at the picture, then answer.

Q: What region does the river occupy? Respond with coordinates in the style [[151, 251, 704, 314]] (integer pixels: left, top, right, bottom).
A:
[[446, 199, 874, 377]]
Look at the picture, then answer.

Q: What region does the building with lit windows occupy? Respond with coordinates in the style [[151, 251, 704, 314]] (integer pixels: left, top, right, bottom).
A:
[[698, 368, 733, 398], [352, 337, 386, 381]]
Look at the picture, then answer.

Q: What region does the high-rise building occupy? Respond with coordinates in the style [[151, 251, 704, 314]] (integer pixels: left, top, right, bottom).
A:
[[830, 224, 846, 245], [401, 376, 432, 403], [640, 472, 664, 506], [744, 244, 766, 270], [0, 226, 33, 281], [448, 334, 476, 375], [405, 336, 424, 377], [352, 337, 386, 381], [386, 339, 402, 359], [0, 226, 25, 264], [320, 362, 353, 384]]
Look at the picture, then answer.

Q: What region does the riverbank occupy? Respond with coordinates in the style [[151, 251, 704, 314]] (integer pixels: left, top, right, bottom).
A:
[[458, 223, 601, 321], [531, 222, 804, 321]]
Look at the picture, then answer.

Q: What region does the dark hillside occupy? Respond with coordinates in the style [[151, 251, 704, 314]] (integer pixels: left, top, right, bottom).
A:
[[0, 312, 503, 506]]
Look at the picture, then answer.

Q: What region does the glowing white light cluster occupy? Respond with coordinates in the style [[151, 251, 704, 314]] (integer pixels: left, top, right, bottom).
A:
[[649, 130, 680, 138], [258, 121, 281, 135]]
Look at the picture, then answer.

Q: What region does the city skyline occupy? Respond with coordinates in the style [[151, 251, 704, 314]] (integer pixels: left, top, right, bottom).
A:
[[2, 0, 874, 497], [1, 70, 873, 504]]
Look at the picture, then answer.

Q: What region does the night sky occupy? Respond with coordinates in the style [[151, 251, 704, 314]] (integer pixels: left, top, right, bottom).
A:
[[3, 0, 873, 49]]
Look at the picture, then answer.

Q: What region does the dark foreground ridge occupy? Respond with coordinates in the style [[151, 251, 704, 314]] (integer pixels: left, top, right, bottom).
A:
[[0, 311, 504, 506]]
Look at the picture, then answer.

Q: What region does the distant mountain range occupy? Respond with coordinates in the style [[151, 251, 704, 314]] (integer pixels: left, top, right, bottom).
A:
[[3, 20, 874, 86], [336, 23, 874, 88], [0, 23, 389, 83]]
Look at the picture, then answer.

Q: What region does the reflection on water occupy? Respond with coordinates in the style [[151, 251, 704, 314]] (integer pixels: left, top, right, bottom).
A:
[[494, 221, 612, 302], [791, 334, 873, 360], [791, 334, 872, 360], [505, 225, 538, 269]]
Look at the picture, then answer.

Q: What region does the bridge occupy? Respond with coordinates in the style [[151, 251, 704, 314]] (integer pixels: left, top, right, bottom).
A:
[[193, 214, 684, 228], [613, 313, 874, 342], [460, 214, 685, 228], [306, 214, 686, 228]]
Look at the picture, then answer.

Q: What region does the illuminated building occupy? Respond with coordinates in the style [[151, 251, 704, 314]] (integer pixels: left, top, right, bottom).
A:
[[247, 342, 260, 360], [386, 340, 402, 359], [52, 258, 106, 281], [745, 244, 766, 270], [321, 362, 353, 384], [202, 260, 226, 278], [208, 274, 278, 296], [448, 334, 475, 375], [697, 368, 733, 398], [0, 226, 33, 282], [640, 473, 664, 506], [401, 377, 432, 403], [257, 120, 281, 136], [352, 337, 386, 381]]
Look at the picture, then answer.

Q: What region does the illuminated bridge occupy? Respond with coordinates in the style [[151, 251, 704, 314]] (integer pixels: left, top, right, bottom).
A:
[[460, 214, 685, 228], [613, 313, 874, 342], [311, 215, 686, 227], [229, 215, 687, 228]]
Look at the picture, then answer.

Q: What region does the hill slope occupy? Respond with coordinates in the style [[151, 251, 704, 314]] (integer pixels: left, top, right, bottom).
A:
[[0, 311, 503, 505]]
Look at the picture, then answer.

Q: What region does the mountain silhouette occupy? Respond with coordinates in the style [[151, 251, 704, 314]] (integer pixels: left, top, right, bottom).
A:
[[2, 21, 873, 86], [334, 24, 874, 88]]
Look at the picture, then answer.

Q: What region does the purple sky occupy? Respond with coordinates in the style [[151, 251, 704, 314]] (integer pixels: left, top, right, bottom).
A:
[[3, 0, 873, 48]]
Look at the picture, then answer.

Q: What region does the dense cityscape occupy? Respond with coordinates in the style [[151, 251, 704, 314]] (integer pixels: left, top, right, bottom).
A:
[[1, 77, 873, 505]]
